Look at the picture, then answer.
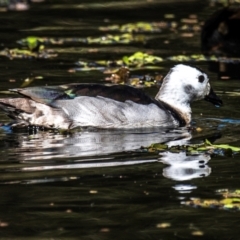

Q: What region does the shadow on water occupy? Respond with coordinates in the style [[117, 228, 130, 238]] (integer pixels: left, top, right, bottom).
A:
[[0, 0, 240, 239]]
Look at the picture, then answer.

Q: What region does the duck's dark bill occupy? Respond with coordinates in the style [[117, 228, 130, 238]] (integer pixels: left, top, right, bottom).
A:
[[204, 88, 223, 107]]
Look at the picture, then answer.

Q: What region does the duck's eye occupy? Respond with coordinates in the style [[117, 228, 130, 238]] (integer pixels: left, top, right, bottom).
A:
[[198, 75, 205, 83]]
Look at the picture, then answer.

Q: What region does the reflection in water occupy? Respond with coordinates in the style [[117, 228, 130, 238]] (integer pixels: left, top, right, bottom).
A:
[[160, 152, 211, 181], [0, 127, 211, 183], [13, 128, 192, 159], [172, 184, 197, 193]]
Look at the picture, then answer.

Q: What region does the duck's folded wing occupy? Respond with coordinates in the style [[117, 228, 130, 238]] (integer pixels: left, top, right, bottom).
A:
[[60, 83, 156, 105], [10, 84, 157, 106], [9, 86, 72, 105]]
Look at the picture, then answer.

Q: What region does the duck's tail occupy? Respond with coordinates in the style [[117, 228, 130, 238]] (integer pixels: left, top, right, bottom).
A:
[[0, 98, 33, 119], [0, 98, 72, 129]]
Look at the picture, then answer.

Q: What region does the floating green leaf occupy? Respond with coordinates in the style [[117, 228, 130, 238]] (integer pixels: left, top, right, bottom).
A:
[[99, 20, 203, 33], [18, 33, 146, 46], [183, 188, 240, 211], [99, 21, 200, 33], [0, 48, 57, 59], [123, 52, 163, 66], [217, 189, 240, 198], [73, 51, 240, 73], [17, 36, 45, 51], [21, 76, 43, 88], [147, 143, 168, 152], [201, 139, 240, 152], [167, 54, 240, 63], [183, 197, 240, 211], [142, 139, 240, 155], [99, 22, 163, 32], [167, 54, 218, 62], [74, 52, 163, 72]]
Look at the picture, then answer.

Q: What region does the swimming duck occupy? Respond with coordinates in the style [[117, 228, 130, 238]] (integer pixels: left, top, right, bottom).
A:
[[0, 64, 222, 129]]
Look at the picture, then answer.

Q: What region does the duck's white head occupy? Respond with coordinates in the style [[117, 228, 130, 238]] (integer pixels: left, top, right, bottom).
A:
[[156, 64, 222, 123], [156, 64, 222, 105]]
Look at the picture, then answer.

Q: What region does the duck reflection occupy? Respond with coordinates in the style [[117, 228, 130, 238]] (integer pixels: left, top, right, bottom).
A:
[[159, 152, 211, 181], [15, 128, 191, 160], [0, 127, 212, 182]]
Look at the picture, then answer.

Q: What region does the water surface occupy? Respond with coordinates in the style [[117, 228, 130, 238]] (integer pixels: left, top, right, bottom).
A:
[[0, 0, 240, 239]]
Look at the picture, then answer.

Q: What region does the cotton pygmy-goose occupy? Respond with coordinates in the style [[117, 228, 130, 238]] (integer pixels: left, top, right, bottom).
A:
[[0, 64, 222, 129]]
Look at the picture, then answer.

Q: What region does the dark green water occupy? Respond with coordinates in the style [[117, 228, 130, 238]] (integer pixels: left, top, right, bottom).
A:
[[0, 0, 240, 239]]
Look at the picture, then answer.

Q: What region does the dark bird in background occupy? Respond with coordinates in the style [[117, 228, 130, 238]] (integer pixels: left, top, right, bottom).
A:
[[201, 6, 240, 57]]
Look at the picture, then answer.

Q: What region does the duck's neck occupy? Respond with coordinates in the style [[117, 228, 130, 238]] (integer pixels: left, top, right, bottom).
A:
[[155, 87, 192, 125]]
